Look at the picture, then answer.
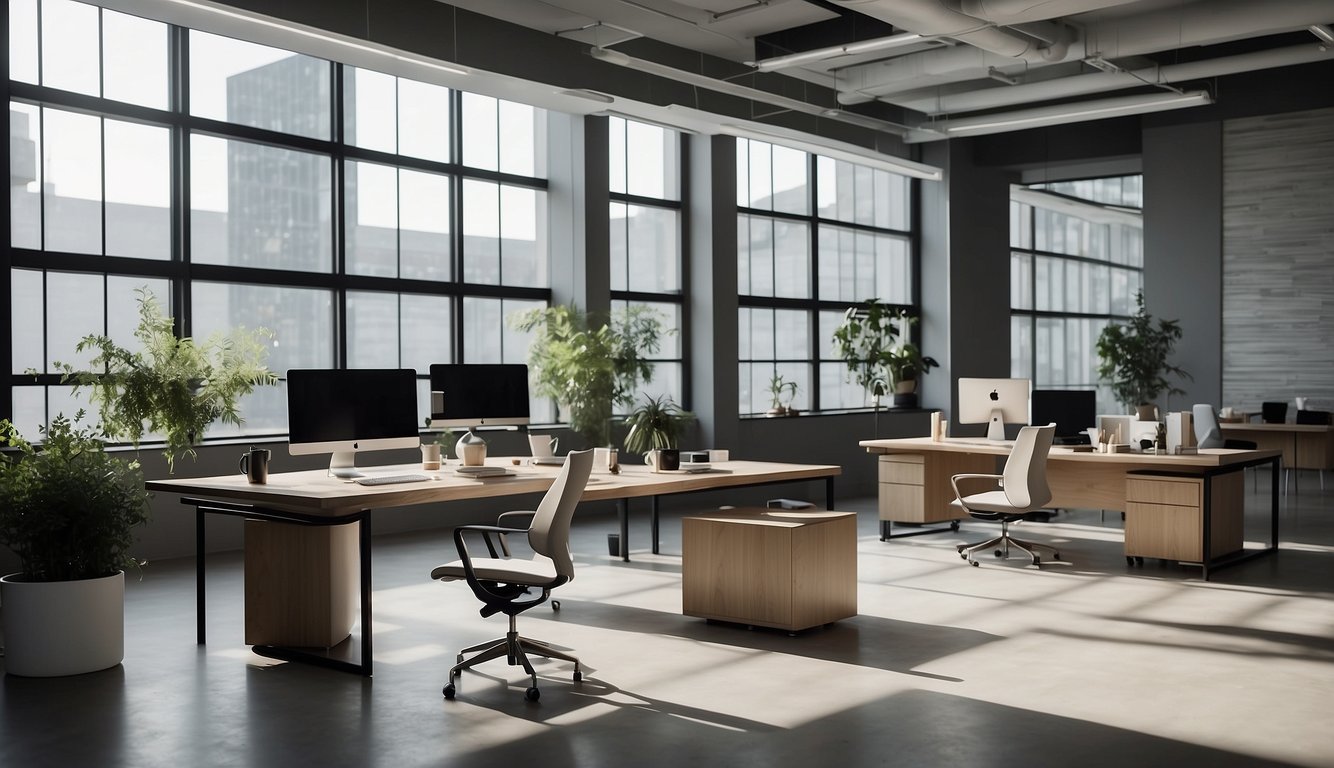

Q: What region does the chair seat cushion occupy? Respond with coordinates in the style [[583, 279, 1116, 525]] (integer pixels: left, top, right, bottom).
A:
[[431, 554, 559, 585], [950, 490, 1026, 518]]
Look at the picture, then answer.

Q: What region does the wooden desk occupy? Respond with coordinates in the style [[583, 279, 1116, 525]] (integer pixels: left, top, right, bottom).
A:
[[147, 457, 840, 675], [1221, 422, 1334, 473], [859, 438, 1280, 579]]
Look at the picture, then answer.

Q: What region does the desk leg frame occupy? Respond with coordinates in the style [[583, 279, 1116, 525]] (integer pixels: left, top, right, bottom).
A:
[[185, 497, 374, 676], [879, 519, 961, 541]]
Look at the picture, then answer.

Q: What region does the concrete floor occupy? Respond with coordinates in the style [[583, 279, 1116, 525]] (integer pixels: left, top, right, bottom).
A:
[[3, 472, 1333, 768]]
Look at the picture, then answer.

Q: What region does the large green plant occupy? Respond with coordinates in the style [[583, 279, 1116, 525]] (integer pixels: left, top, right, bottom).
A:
[[509, 304, 666, 448], [832, 299, 937, 401], [54, 289, 278, 472], [623, 394, 694, 455], [1096, 291, 1191, 410], [0, 413, 151, 582]]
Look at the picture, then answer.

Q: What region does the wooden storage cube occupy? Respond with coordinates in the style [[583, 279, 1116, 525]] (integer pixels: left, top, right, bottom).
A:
[[244, 520, 359, 648], [1124, 473, 1243, 563], [682, 509, 856, 632]]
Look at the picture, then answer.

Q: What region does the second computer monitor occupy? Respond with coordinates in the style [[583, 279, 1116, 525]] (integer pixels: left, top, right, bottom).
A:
[[428, 364, 531, 429], [1031, 389, 1097, 444], [958, 378, 1032, 441]]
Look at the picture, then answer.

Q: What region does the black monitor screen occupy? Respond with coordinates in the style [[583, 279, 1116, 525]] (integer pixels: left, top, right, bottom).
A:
[[429, 364, 530, 428], [1031, 389, 1097, 439], [286, 368, 420, 448]]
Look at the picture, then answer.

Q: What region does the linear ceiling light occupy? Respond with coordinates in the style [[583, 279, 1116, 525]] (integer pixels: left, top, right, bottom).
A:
[[718, 124, 942, 181], [908, 89, 1212, 142], [158, 0, 469, 75], [590, 47, 908, 136], [748, 32, 927, 72], [1309, 24, 1334, 46], [1009, 185, 1141, 228]]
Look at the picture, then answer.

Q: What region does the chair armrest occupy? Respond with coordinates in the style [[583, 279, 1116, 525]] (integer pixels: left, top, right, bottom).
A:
[[950, 473, 1002, 501], [452, 524, 529, 581], [494, 511, 536, 557]]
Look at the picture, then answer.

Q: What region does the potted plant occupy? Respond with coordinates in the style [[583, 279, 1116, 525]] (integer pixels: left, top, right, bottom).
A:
[[509, 304, 667, 448], [1096, 291, 1191, 420], [0, 412, 152, 676], [766, 373, 799, 417], [833, 300, 938, 428], [52, 289, 278, 473], [622, 394, 694, 470]]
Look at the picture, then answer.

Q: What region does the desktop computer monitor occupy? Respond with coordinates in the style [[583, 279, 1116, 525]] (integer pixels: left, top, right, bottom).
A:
[[428, 364, 531, 429], [958, 378, 1031, 441], [1031, 389, 1097, 444], [287, 368, 421, 478]]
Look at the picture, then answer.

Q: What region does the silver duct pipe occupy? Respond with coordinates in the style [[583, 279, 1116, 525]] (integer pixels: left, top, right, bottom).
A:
[[831, 0, 1066, 61], [959, 0, 1142, 26], [895, 43, 1334, 115]]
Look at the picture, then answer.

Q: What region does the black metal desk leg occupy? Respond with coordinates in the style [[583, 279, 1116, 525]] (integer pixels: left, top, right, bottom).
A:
[[1271, 456, 1280, 547], [196, 507, 206, 645], [619, 498, 630, 562], [825, 477, 835, 509], [651, 496, 660, 555], [359, 516, 373, 676], [1202, 474, 1213, 581]]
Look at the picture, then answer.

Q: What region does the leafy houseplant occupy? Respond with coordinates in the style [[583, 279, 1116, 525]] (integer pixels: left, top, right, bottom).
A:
[[832, 299, 937, 415], [0, 412, 152, 676], [54, 288, 278, 472], [622, 394, 694, 455], [767, 373, 799, 417], [1096, 291, 1190, 418], [509, 304, 667, 448]]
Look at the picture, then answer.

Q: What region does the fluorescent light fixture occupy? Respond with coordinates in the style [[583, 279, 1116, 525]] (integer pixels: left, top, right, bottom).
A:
[[1009, 185, 1141, 228], [1082, 54, 1123, 74], [157, 0, 469, 75], [749, 32, 927, 72], [589, 47, 908, 137], [987, 66, 1019, 85], [1309, 24, 1334, 45], [718, 124, 942, 181], [908, 89, 1212, 142], [557, 88, 615, 104], [594, 110, 700, 136]]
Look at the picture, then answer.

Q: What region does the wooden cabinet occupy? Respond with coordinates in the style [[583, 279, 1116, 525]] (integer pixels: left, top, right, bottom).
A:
[[244, 520, 359, 648], [878, 452, 995, 524], [682, 509, 856, 632], [1124, 473, 1243, 562]]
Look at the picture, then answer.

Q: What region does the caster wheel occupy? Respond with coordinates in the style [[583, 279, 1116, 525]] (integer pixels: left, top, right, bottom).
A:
[[994, 549, 1004, 558], [573, 670, 582, 682], [443, 684, 456, 699], [552, 600, 561, 612], [970, 560, 979, 567], [950, 521, 960, 532], [525, 687, 541, 702], [1053, 553, 1061, 561], [1032, 556, 1042, 566], [959, 553, 967, 560], [1126, 556, 1134, 566]]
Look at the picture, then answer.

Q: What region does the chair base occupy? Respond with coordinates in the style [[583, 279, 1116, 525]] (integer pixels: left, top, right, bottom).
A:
[[443, 615, 581, 701], [957, 519, 1061, 567]]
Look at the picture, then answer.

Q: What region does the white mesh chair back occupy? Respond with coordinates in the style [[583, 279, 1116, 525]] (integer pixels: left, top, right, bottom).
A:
[[1001, 424, 1055, 510], [1193, 404, 1223, 449], [526, 449, 594, 582]]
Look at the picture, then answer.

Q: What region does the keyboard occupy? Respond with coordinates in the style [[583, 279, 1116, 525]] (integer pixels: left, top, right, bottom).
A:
[[355, 474, 430, 486]]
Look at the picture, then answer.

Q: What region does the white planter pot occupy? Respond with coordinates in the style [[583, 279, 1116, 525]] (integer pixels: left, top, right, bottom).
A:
[[1, 570, 125, 677]]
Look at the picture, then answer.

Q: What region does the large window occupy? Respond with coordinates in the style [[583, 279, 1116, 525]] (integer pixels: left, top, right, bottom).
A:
[[1010, 176, 1143, 414], [7, 0, 551, 437], [609, 116, 683, 410], [736, 139, 915, 415]]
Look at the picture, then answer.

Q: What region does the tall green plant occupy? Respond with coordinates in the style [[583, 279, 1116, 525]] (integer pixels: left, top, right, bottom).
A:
[[623, 394, 694, 454], [1096, 291, 1191, 410], [0, 413, 151, 582], [53, 288, 278, 472], [832, 299, 936, 400], [509, 304, 666, 448]]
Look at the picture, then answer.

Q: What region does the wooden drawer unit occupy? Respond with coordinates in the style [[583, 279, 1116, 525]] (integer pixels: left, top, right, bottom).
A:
[[1124, 473, 1243, 563], [878, 451, 995, 524]]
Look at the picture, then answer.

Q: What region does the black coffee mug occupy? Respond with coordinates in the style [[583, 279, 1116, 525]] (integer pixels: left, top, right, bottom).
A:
[[239, 446, 270, 485], [657, 448, 680, 471]]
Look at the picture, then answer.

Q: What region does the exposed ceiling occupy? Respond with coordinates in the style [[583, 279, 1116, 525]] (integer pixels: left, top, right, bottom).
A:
[[443, 0, 1334, 141]]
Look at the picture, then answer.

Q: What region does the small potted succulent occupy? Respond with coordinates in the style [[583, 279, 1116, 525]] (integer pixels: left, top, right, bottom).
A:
[[622, 394, 694, 471], [766, 373, 799, 417]]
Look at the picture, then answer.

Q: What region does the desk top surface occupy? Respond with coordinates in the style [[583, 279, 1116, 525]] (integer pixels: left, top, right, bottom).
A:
[[147, 458, 841, 516], [860, 436, 1279, 467], [1220, 422, 1334, 433]]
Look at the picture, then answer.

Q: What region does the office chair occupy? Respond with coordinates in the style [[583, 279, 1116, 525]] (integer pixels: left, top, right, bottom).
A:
[[1261, 401, 1288, 424], [1193, 404, 1257, 450], [431, 449, 593, 702], [1294, 410, 1331, 491], [951, 423, 1058, 567]]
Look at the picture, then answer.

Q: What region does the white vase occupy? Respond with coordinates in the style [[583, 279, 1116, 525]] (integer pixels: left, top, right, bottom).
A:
[[1, 570, 125, 677]]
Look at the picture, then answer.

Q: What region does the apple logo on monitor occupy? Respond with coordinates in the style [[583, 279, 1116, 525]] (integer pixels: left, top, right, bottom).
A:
[[989, 389, 999, 401]]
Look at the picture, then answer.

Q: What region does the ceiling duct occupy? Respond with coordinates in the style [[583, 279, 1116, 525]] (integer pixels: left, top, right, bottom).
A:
[[831, 0, 1070, 62]]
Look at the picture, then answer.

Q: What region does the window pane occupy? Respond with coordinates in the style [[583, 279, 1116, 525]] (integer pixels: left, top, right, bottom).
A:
[[11, 102, 41, 249], [346, 67, 396, 154], [345, 161, 398, 277], [462, 179, 498, 283], [466, 297, 552, 422], [102, 10, 168, 109], [400, 293, 451, 375], [41, 0, 99, 96], [189, 30, 331, 140], [498, 99, 542, 177], [399, 169, 451, 281], [105, 120, 170, 259], [771, 145, 808, 215], [773, 220, 810, 299], [397, 78, 450, 163], [499, 185, 547, 287], [43, 108, 101, 255], [107, 277, 169, 355], [817, 226, 908, 303], [11, 269, 43, 373], [611, 204, 679, 293], [45, 271, 103, 371], [624, 119, 678, 200], [190, 135, 333, 272], [1011, 315, 1032, 379], [461, 92, 498, 172], [347, 291, 400, 369], [10, 0, 39, 84], [609, 117, 628, 196], [193, 282, 333, 436]]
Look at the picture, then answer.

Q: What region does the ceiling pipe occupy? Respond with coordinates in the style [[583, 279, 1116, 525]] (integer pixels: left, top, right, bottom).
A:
[[894, 43, 1334, 115], [830, 0, 1066, 62], [958, 0, 1143, 26], [905, 89, 1213, 142], [748, 32, 932, 72]]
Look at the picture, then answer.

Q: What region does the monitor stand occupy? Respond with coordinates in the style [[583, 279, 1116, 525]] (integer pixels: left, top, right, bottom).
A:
[[987, 409, 1007, 441], [328, 451, 364, 479]]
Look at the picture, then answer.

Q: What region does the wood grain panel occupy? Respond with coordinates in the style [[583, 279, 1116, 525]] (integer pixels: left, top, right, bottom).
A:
[[1126, 476, 1200, 507], [1125, 501, 1202, 562], [1222, 107, 1334, 411], [879, 455, 923, 484], [1209, 472, 1244, 558], [244, 520, 358, 648]]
